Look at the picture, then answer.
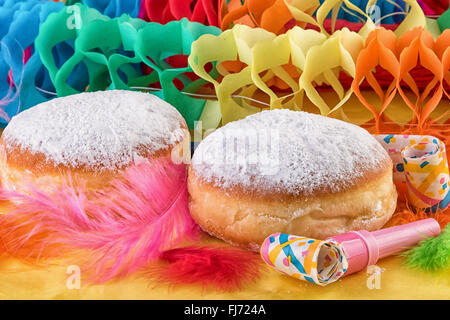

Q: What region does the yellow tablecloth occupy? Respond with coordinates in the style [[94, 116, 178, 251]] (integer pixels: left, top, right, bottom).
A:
[[1, 233, 450, 300]]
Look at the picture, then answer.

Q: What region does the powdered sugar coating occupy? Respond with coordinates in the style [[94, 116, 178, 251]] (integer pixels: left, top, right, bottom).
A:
[[2, 90, 186, 170], [192, 109, 390, 196]]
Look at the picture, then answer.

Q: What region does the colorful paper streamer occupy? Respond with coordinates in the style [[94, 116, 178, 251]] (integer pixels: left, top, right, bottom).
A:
[[438, 7, 450, 32], [140, 0, 420, 34], [260, 233, 348, 286], [189, 24, 363, 124], [318, 0, 407, 24], [141, 0, 221, 27], [190, 22, 449, 128], [35, 3, 222, 129], [354, 27, 449, 132], [420, 0, 449, 17], [221, 0, 320, 35], [0, 0, 66, 126], [65, 0, 141, 18], [375, 134, 450, 212], [220, 0, 427, 36]]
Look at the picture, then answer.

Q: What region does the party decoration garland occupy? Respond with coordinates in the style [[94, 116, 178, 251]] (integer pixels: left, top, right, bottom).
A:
[[0, 0, 66, 126], [318, 0, 427, 37], [351, 28, 399, 131], [318, 0, 407, 24], [420, 0, 449, 17], [34, 4, 221, 130], [438, 7, 450, 32], [190, 23, 449, 129], [397, 28, 443, 128], [65, 0, 142, 18], [189, 25, 361, 124], [221, 0, 320, 34], [220, 0, 427, 36], [141, 0, 221, 27], [354, 27, 449, 133]]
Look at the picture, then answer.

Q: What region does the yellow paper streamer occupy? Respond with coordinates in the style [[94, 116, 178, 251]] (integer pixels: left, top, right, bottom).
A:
[[300, 28, 363, 115], [189, 25, 364, 124]]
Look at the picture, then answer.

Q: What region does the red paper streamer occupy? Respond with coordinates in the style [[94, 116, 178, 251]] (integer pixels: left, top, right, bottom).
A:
[[142, 0, 221, 27], [419, 0, 449, 16]]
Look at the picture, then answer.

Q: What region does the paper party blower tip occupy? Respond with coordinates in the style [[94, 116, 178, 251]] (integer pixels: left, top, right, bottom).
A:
[[261, 219, 441, 285]]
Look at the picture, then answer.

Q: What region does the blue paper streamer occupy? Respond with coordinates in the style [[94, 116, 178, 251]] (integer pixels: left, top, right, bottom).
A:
[[318, 0, 407, 24], [0, 0, 67, 127], [65, 0, 141, 18]]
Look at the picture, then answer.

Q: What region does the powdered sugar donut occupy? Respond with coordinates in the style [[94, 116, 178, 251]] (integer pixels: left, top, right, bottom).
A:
[[188, 109, 397, 250], [0, 90, 190, 193]]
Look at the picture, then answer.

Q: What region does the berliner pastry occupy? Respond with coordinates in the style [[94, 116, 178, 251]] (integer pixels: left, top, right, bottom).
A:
[[188, 109, 397, 250], [0, 90, 190, 193]]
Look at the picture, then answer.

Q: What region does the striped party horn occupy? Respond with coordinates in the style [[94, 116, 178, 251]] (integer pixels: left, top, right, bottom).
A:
[[375, 135, 449, 212], [402, 139, 449, 212], [261, 220, 441, 286], [260, 233, 348, 286]]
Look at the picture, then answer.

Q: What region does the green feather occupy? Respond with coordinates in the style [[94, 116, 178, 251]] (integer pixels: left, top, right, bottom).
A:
[[402, 224, 450, 272]]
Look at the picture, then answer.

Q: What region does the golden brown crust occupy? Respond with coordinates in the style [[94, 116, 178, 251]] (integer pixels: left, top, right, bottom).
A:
[[188, 164, 397, 250], [0, 127, 191, 193]]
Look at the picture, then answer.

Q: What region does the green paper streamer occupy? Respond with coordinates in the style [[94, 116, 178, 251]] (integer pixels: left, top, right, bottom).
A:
[[438, 8, 450, 32], [35, 4, 221, 129]]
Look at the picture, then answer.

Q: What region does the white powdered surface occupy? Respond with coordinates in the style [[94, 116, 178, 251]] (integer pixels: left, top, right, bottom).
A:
[[2, 90, 186, 170], [192, 109, 388, 195]]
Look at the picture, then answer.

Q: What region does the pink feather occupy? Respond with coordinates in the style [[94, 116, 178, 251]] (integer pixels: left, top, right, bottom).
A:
[[0, 157, 199, 282]]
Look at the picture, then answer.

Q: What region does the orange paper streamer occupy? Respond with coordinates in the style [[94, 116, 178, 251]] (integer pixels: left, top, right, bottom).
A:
[[352, 27, 450, 134], [221, 0, 320, 35], [352, 28, 399, 133], [436, 30, 450, 100], [396, 28, 443, 129]]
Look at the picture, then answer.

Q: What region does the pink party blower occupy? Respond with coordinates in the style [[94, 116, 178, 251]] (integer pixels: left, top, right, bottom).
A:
[[328, 218, 441, 275]]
